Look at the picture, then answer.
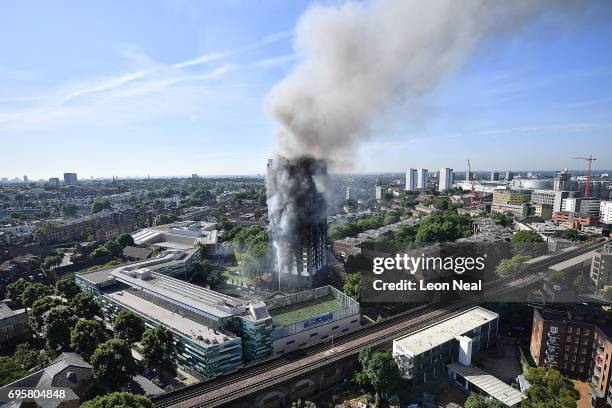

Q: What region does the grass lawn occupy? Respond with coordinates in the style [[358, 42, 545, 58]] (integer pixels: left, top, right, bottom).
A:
[[270, 295, 343, 326]]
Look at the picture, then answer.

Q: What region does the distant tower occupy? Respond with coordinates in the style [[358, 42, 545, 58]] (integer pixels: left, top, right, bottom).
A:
[[63, 173, 78, 185], [554, 169, 572, 191], [505, 171, 514, 181], [490, 171, 499, 181], [439, 168, 454, 192], [405, 169, 417, 191], [346, 186, 353, 201], [23, 175, 28, 183], [417, 169, 428, 190]]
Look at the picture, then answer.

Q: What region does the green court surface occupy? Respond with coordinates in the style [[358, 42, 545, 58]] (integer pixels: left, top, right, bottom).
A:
[[270, 295, 343, 326]]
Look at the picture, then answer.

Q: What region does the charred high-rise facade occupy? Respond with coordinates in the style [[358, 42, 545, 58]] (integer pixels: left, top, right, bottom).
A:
[[266, 157, 328, 291]]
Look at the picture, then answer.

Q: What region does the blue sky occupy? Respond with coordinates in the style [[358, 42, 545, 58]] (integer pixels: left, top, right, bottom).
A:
[[1, 1, 611, 179]]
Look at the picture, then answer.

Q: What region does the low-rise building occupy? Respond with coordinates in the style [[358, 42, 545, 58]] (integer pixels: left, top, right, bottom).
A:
[[1, 352, 92, 408], [591, 242, 612, 291], [392, 307, 498, 385], [0, 302, 29, 345]]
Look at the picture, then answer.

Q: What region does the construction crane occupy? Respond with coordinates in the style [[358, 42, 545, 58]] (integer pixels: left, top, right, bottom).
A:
[[467, 159, 477, 207], [573, 155, 597, 197]]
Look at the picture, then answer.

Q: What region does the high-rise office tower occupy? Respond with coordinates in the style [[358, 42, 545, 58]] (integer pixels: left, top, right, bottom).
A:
[[63, 173, 78, 185], [405, 169, 417, 191], [490, 171, 499, 181], [505, 171, 514, 181], [439, 168, 454, 192], [417, 169, 428, 190]]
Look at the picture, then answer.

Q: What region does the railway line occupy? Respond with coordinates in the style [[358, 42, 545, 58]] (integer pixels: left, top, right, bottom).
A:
[[154, 302, 471, 408], [153, 239, 608, 408]]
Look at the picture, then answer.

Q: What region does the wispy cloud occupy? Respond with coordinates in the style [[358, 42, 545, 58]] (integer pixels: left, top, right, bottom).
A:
[[253, 53, 299, 68], [173, 29, 292, 69]]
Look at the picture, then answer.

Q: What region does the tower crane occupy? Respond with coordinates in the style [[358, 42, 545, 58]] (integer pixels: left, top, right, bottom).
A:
[[573, 155, 597, 197]]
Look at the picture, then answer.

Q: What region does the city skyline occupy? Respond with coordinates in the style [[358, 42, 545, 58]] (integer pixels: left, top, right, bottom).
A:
[[1, 1, 612, 178]]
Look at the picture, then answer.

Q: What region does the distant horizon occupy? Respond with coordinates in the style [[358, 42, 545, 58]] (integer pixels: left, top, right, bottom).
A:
[[2, 168, 612, 183]]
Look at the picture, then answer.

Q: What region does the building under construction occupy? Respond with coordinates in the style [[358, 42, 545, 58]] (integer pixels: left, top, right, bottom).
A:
[[267, 157, 328, 291]]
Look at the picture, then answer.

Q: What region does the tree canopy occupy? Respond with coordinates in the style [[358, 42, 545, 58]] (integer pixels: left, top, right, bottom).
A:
[[113, 310, 145, 344], [81, 392, 153, 408], [70, 319, 107, 361], [91, 339, 137, 389], [141, 326, 175, 375], [522, 367, 578, 408], [55, 276, 81, 300]]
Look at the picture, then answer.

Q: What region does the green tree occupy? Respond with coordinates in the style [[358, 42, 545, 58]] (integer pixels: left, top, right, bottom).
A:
[[20, 283, 49, 308], [55, 276, 81, 300], [116, 233, 135, 248], [102, 240, 123, 257], [91, 198, 111, 214], [81, 392, 153, 408], [363, 351, 401, 406], [343, 273, 361, 301], [0, 356, 29, 386], [383, 210, 400, 226], [70, 292, 101, 319], [548, 270, 568, 286], [44, 305, 77, 351], [5, 279, 29, 307], [522, 367, 578, 408], [496, 255, 531, 278], [29, 296, 63, 333], [155, 213, 177, 226], [91, 339, 137, 389], [13, 343, 45, 371], [113, 311, 145, 344], [464, 393, 504, 408], [512, 230, 546, 257], [141, 326, 175, 376], [61, 204, 78, 218], [90, 247, 111, 260], [70, 319, 107, 361]]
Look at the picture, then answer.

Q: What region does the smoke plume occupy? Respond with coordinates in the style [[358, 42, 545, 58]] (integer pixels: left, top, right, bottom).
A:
[[265, 0, 581, 283], [266, 0, 580, 165]]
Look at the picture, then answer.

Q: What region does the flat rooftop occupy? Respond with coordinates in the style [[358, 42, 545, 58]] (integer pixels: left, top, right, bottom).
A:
[[447, 363, 525, 406], [394, 307, 498, 356], [77, 248, 195, 284], [269, 295, 343, 327], [111, 269, 246, 320], [105, 290, 235, 347]]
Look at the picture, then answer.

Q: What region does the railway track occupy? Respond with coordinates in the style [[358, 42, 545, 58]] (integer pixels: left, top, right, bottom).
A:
[[154, 302, 471, 408]]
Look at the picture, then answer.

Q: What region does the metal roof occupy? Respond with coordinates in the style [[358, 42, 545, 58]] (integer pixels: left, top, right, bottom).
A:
[[447, 363, 526, 406]]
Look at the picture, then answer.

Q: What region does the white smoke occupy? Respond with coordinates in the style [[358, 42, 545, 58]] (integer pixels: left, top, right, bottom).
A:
[[266, 0, 581, 167]]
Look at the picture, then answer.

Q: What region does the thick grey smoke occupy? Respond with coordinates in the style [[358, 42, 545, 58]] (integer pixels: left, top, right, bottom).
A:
[[265, 0, 580, 282], [266, 0, 579, 165]]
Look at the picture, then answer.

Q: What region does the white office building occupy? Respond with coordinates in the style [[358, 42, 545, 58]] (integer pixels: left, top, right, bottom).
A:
[[417, 169, 428, 190], [600, 201, 612, 224], [562, 198, 601, 216], [406, 169, 417, 191], [439, 168, 454, 192]]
